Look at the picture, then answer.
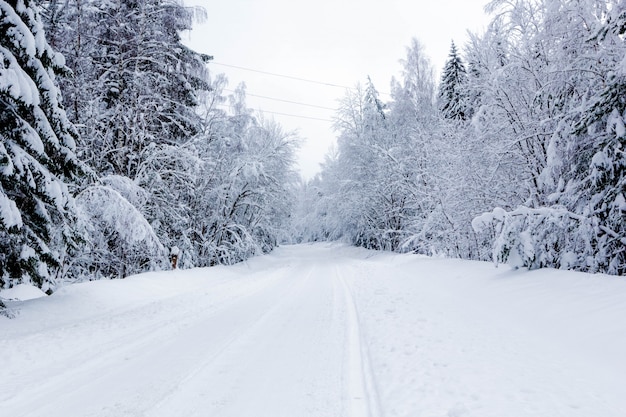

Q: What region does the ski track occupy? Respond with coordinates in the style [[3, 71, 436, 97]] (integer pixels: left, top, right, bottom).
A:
[[2, 243, 626, 417], [336, 264, 382, 417]]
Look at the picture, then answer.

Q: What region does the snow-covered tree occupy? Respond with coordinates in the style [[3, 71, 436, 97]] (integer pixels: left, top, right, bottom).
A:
[[162, 80, 300, 268], [40, 0, 210, 178], [73, 177, 165, 279], [296, 1, 625, 276], [438, 41, 470, 121], [80, 0, 210, 178], [1, 0, 83, 291], [40, 0, 101, 135], [72, 176, 167, 279], [288, 175, 331, 243], [472, 0, 626, 275], [327, 80, 402, 250], [473, 206, 594, 270], [388, 39, 453, 255], [566, 3, 626, 274]]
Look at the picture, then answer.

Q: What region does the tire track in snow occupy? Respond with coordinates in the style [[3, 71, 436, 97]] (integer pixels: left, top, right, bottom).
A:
[[337, 265, 383, 417]]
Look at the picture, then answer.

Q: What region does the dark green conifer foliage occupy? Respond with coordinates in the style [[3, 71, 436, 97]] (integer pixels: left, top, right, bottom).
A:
[[0, 0, 82, 291], [572, 15, 626, 275], [438, 41, 470, 121]]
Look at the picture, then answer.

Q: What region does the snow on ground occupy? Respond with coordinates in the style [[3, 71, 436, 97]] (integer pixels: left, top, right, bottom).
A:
[[1, 243, 625, 417], [0, 283, 46, 301]]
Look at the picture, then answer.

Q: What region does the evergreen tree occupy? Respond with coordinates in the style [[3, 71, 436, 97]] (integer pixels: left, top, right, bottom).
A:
[[40, 0, 100, 130], [0, 0, 83, 292], [364, 75, 386, 124], [40, 0, 211, 179], [570, 4, 626, 274], [88, 0, 211, 179], [438, 41, 470, 121]]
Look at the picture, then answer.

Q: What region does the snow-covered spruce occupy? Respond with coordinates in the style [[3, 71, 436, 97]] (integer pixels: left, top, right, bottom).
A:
[[1, 0, 83, 292]]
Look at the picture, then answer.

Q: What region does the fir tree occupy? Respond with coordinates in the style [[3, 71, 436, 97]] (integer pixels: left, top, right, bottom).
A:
[[0, 0, 83, 292], [571, 6, 626, 275], [364, 75, 386, 123], [438, 41, 470, 121], [89, 0, 211, 179]]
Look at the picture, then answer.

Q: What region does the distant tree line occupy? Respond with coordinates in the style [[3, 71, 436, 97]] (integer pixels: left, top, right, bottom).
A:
[[1, 0, 298, 293], [291, 0, 625, 275]]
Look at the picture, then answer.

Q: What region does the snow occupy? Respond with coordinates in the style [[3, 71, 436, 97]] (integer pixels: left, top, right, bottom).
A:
[[0, 284, 46, 301], [44, 177, 65, 211], [101, 175, 149, 207], [76, 185, 163, 247], [1, 243, 625, 416], [615, 192, 626, 211], [607, 108, 626, 138], [0, 45, 40, 107], [0, 188, 23, 229], [471, 206, 505, 232], [19, 244, 36, 260]]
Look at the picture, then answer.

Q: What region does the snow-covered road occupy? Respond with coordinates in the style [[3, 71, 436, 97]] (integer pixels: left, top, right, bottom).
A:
[[1, 244, 625, 416]]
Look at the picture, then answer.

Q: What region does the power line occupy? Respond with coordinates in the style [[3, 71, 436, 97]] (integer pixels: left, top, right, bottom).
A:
[[224, 89, 336, 111], [211, 61, 352, 90], [211, 61, 392, 97], [257, 109, 333, 122], [216, 103, 333, 123]]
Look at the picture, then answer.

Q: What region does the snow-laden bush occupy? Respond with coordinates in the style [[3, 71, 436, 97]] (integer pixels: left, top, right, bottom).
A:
[[197, 222, 261, 266], [72, 182, 166, 280], [472, 206, 594, 270]]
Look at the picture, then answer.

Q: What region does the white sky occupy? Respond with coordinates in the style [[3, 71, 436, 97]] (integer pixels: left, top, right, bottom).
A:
[[182, 0, 491, 179]]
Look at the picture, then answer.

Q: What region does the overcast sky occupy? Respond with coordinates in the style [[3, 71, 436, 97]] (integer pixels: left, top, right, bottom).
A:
[[182, 0, 491, 179]]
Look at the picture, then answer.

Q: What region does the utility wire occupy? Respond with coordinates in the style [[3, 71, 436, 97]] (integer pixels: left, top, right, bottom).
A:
[[212, 61, 392, 96], [258, 109, 333, 122], [216, 103, 333, 123], [224, 88, 336, 111], [211, 61, 352, 90]]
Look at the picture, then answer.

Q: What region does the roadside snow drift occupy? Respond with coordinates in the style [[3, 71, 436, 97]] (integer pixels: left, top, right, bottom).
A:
[[1, 243, 625, 417]]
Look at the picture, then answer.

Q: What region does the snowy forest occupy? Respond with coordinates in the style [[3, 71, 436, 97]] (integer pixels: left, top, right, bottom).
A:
[[1, 0, 625, 297], [1, 0, 299, 294], [292, 0, 626, 276]]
